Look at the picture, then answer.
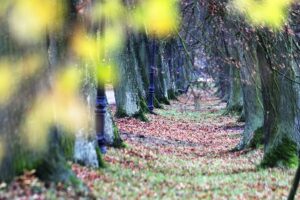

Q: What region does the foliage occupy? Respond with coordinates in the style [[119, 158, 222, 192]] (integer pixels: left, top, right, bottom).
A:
[[0, 0, 181, 165], [230, 0, 292, 29]]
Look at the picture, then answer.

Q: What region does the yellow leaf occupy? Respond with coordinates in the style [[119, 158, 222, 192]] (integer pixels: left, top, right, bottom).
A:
[[0, 63, 15, 104], [72, 30, 101, 62], [231, 0, 292, 29], [55, 67, 81, 97], [97, 64, 113, 84], [132, 0, 180, 37], [9, 0, 64, 42], [92, 0, 125, 21]]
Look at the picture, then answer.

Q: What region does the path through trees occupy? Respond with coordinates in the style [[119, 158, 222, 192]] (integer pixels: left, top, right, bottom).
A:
[[1, 92, 298, 199]]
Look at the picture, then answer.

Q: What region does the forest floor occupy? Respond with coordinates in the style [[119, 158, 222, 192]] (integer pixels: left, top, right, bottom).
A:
[[1, 93, 299, 199]]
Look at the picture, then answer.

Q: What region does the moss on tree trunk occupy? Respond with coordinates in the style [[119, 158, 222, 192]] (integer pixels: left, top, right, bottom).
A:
[[257, 32, 299, 168], [261, 136, 298, 168]]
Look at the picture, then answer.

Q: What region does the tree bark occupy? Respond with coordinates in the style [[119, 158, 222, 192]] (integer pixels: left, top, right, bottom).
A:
[[114, 33, 147, 120], [0, 17, 76, 183], [225, 65, 243, 114], [235, 40, 264, 150], [257, 32, 299, 168]]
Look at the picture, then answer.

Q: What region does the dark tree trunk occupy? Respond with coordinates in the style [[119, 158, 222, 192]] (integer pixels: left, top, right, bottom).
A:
[[257, 32, 299, 168], [155, 41, 172, 105], [234, 39, 264, 150]]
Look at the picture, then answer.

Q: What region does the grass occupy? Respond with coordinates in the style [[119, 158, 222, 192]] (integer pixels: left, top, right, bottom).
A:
[[2, 95, 297, 199], [156, 107, 225, 122], [87, 96, 298, 199], [91, 148, 296, 199]]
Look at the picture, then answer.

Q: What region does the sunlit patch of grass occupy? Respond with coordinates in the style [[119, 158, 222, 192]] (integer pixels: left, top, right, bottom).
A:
[[156, 108, 225, 122]]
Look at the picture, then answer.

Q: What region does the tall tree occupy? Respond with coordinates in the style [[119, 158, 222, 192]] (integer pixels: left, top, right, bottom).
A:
[[257, 30, 299, 167]]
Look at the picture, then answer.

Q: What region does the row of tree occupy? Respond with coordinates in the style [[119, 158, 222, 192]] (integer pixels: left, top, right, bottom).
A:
[[0, 0, 193, 183], [180, 0, 300, 168], [2, 0, 299, 187]]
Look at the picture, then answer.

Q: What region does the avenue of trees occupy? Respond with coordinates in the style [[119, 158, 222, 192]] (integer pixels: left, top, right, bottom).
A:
[[1, 0, 300, 197], [0, 0, 189, 183], [191, 1, 300, 168]]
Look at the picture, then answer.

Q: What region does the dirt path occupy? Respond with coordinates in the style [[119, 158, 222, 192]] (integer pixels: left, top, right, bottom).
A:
[[117, 95, 244, 158]]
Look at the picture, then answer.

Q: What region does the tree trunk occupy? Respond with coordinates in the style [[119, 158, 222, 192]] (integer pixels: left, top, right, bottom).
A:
[[165, 39, 178, 100], [155, 41, 171, 105], [114, 34, 147, 120], [257, 32, 299, 168], [0, 21, 76, 183], [235, 40, 264, 150], [225, 65, 243, 114]]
